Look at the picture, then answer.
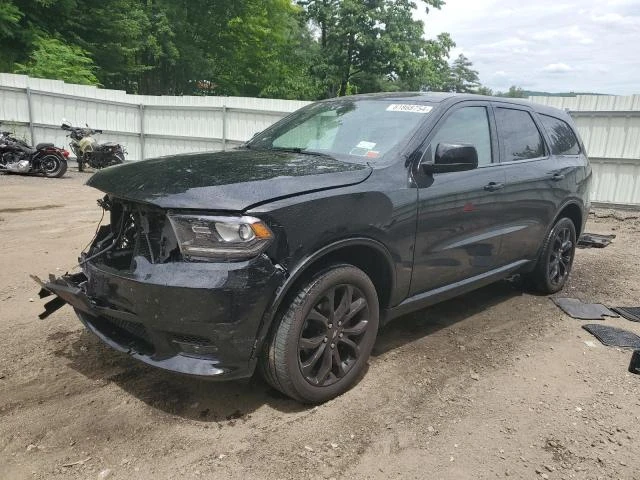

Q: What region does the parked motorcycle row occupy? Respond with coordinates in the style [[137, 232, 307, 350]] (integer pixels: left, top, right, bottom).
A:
[[0, 120, 126, 178]]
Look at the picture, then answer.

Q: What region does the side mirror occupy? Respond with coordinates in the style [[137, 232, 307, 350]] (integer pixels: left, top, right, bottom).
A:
[[422, 143, 478, 174]]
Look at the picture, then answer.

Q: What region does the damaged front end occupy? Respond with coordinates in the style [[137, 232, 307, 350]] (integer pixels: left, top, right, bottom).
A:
[[33, 196, 285, 379]]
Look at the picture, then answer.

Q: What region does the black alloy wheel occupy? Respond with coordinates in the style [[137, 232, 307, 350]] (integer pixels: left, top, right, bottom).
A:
[[548, 225, 574, 287], [526, 217, 576, 294], [298, 284, 370, 386], [261, 264, 379, 403]]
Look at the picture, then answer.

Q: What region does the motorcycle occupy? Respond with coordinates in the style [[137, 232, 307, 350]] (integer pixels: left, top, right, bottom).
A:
[[61, 120, 126, 171], [0, 125, 69, 178]]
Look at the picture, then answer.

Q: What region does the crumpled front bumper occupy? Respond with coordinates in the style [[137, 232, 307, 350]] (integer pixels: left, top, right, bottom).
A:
[[33, 254, 284, 379]]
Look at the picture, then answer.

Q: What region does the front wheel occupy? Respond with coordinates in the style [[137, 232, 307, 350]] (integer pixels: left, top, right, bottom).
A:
[[41, 155, 67, 178], [525, 217, 576, 294], [108, 152, 124, 166], [261, 264, 379, 403]]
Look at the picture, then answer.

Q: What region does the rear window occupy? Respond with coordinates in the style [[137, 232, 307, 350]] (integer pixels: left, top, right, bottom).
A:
[[539, 114, 581, 155], [494, 108, 545, 162]]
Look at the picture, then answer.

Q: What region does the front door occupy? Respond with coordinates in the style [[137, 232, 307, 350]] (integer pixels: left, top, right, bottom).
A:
[[410, 102, 507, 296]]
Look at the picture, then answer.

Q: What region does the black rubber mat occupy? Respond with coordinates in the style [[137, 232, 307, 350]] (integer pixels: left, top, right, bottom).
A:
[[582, 324, 640, 349], [630, 351, 640, 375], [612, 307, 640, 323], [553, 297, 618, 320]]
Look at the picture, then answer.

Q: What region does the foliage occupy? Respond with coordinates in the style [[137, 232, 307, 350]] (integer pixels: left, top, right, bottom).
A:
[[1, 0, 487, 100], [475, 85, 494, 96], [298, 0, 450, 97], [0, 1, 21, 38], [14, 36, 99, 85], [496, 85, 527, 98], [447, 54, 479, 93]]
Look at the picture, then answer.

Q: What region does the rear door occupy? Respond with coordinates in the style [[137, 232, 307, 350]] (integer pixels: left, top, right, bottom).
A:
[[491, 103, 559, 263], [409, 101, 508, 295]]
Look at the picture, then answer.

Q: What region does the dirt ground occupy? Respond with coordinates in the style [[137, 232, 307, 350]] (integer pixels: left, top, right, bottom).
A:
[[1, 169, 639, 480]]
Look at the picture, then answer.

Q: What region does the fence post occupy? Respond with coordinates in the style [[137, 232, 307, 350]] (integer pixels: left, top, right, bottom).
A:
[[25, 87, 35, 144], [222, 105, 227, 151], [139, 104, 145, 161]]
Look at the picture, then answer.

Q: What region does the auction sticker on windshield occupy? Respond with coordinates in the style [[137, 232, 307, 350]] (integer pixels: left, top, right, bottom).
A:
[[386, 104, 433, 114]]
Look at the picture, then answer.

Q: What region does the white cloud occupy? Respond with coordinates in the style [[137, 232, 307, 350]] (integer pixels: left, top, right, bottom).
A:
[[414, 0, 640, 94], [591, 12, 640, 27], [542, 63, 574, 73]]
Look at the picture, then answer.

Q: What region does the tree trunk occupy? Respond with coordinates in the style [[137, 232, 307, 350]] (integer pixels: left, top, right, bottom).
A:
[[338, 32, 354, 96]]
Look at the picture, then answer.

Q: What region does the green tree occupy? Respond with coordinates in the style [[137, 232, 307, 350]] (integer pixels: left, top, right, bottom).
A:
[[496, 85, 526, 98], [475, 85, 493, 96], [447, 54, 479, 93], [14, 36, 99, 85], [1, 0, 474, 100], [0, 1, 23, 70], [0, 1, 21, 38], [299, 0, 448, 97]]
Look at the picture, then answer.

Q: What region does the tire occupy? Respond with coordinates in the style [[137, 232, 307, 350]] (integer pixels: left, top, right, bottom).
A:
[[41, 155, 67, 178], [261, 264, 379, 403], [525, 217, 577, 294]]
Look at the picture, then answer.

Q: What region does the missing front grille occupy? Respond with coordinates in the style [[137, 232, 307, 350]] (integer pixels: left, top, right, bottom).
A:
[[88, 198, 179, 270]]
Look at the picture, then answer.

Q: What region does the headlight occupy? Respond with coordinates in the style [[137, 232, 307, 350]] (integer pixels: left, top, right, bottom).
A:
[[167, 214, 273, 261]]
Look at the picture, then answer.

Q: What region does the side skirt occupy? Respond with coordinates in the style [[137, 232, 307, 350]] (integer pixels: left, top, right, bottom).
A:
[[381, 259, 531, 325]]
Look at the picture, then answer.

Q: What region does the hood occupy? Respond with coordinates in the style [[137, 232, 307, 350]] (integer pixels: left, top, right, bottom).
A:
[[86, 149, 372, 211]]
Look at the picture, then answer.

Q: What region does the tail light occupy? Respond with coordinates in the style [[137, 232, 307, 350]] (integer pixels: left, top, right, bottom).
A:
[[62, 150, 70, 158]]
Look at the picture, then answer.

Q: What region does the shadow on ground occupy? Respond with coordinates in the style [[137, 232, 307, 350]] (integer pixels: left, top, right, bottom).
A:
[[51, 279, 524, 422]]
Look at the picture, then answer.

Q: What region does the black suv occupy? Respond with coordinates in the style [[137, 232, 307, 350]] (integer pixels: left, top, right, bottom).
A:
[[36, 93, 591, 403]]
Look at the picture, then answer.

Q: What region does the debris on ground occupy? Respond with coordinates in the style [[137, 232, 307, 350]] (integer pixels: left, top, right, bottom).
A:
[[577, 233, 615, 248], [61, 457, 91, 468]]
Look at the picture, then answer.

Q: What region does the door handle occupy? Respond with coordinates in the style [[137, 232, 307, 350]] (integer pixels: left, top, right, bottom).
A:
[[550, 173, 565, 181], [484, 182, 505, 192]]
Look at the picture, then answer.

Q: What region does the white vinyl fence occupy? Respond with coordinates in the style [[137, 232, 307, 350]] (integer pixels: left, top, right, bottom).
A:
[[1, 73, 639, 206], [0, 73, 309, 162], [530, 94, 640, 207]]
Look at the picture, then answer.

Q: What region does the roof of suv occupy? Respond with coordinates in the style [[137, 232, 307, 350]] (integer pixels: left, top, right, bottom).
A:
[[332, 92, 573, 121]]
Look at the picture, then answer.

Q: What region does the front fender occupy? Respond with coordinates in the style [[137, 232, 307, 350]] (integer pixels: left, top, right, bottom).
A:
[[249, 236, 395, 362]]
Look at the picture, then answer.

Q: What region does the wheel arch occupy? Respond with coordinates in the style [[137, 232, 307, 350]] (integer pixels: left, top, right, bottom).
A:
[[251, 237, 396, 360], [553, 200, 585, 237]]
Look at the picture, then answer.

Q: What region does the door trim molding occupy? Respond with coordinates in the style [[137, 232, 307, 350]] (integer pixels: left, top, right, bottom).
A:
[[383, 259, 530, 323]]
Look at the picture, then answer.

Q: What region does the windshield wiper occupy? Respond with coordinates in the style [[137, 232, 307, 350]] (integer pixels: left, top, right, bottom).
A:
[[267, 146, 335, 158]]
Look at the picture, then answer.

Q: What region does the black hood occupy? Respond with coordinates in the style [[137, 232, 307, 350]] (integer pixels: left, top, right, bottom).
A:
[[86, 149, 372, 211]]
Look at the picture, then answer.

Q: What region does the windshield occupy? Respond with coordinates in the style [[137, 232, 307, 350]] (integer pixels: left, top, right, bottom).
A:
[[246, 99, 435, 164]]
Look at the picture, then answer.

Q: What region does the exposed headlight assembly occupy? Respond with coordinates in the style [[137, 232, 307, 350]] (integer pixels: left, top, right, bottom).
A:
[[167, 214, 273, 261]]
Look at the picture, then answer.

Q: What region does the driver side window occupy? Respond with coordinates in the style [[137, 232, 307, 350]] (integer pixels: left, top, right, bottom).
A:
[[429, 106, 492, 166]]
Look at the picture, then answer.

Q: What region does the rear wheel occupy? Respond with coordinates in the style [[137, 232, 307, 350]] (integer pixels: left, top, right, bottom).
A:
[[261, 264, 379, 403], [525, 217, 576, 294], [41, 155, 67, 178]]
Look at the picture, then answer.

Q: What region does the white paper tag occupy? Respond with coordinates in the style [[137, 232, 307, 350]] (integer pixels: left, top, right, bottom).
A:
[[386, 104, 433, 114], [356, 140, 376, 149]]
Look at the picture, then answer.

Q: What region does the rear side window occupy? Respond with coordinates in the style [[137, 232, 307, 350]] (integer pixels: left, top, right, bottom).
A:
[[539, 114, 581, 155], [495, 108, 545, 162]]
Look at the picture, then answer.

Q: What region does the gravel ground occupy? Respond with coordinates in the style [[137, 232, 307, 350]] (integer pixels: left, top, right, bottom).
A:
[[1, 170, 639, 480]]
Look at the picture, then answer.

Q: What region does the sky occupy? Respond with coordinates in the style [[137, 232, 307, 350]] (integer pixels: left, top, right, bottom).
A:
[[415, 0, 640, 94]]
